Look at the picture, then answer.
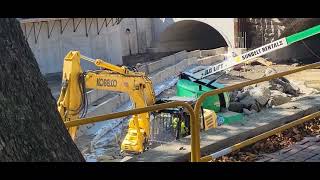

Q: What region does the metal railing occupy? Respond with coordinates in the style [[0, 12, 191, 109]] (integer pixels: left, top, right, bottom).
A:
[[64, 101, 200, 162], [64, 62, 320, 162], [193, 62, 320, 162], [200, 111, 320, 162]]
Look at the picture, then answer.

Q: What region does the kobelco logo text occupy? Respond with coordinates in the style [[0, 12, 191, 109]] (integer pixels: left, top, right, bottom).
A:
[[97, 78, 117, 87]]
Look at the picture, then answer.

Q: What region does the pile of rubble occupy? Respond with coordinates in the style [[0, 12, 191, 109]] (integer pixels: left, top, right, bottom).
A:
[[228, 67, 303, 115], [208, 65, 320, 162]]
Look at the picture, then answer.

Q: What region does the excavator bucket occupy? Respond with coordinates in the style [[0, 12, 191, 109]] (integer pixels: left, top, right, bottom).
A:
[[121, 115, 147, 153]]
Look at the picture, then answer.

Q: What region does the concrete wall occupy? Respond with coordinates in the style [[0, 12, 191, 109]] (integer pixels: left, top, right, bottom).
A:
[[22, 18, 124, 75], [119, 18, 153, 56]]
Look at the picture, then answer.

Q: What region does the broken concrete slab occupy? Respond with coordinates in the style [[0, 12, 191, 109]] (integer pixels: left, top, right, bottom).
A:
[[248, 86, 271, 106], [268, 90, 291, 107], [228, 102, 245, 113], [125, 95, 320, 162]]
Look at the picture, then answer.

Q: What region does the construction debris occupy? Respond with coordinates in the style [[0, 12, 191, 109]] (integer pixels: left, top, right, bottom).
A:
[[265, 67, 301, 96], [245, 57, 273, 67], [248, 86, 271, 106], [225, 63, 320, 117], [267, 90, 292, 107], [243, 108, 257, 115], [228, 102, 245, 113]]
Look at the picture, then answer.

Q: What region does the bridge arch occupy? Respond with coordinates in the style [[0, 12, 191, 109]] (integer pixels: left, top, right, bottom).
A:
[[155, 19, 232, 52]]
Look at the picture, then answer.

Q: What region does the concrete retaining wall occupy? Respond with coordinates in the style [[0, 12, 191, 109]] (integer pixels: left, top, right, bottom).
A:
[[136, 50, 188, 75], [149, 57, 198, 85], [136, 47, 228, 76]]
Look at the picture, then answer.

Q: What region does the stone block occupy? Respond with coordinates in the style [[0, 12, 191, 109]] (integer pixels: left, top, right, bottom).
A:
[[187, 50, 201, 58], [174, 60, 189, 74], [150, 71, 162, 85], [161, 55, 175, 67], [148, 61, 162, 73], [136, 64, 149, 74], [187, 57, 197, 66], [174, 50, 187, 63]]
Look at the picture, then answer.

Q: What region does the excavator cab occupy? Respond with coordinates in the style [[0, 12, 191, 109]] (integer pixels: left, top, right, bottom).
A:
[[152, 96, 216, 143]]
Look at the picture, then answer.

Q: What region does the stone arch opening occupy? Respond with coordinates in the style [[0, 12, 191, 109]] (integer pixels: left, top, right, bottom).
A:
[[158, 20, 228, 52]]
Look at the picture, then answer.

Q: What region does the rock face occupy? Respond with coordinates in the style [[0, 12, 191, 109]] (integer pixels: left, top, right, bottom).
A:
[[244, 18, 320, 64], [246, 18, 294, 48]]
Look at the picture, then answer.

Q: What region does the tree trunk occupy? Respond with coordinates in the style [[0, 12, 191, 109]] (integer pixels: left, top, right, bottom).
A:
[[0, 18, 84, 161]]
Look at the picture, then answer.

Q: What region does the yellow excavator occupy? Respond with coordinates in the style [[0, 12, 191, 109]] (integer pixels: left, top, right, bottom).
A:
[[57, 51, 156, 153], [57, 50, 214, 154]]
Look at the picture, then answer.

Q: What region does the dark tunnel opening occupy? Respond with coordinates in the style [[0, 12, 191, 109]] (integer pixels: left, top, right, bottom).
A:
[[158, 20, 228, 52]]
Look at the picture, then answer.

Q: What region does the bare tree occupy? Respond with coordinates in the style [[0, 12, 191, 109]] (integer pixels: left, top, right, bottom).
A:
[[0, 18, 84, 161]]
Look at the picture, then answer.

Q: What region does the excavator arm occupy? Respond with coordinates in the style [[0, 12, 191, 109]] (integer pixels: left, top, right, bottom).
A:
[[57, 51, 156, 153]]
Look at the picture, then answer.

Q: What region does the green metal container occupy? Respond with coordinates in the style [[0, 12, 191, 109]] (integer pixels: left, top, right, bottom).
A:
[[176, 79, 230, 112], [217, 111, 244, 125]]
